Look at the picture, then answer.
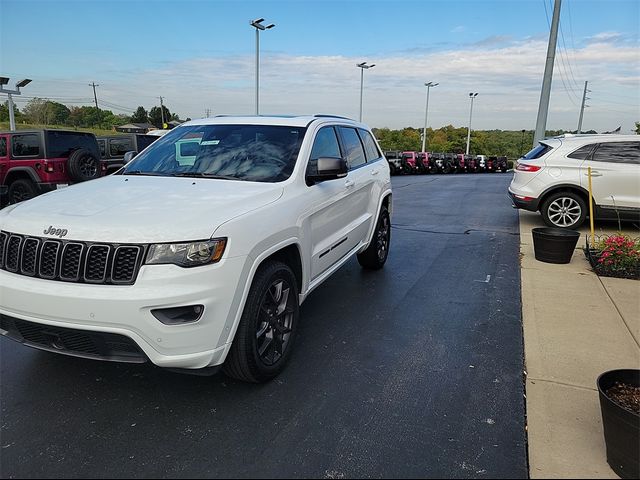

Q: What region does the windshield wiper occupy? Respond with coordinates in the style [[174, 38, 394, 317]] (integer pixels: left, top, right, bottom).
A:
[[123, 170, 159, 176], [171, 172, 240, 180]]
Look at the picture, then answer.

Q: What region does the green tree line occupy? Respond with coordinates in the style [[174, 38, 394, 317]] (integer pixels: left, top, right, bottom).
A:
[[0, 99, 187, 130], [372, 125, 607, 160]]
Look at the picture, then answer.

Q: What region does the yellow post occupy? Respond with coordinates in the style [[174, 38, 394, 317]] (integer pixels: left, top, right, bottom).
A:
[[588, 166, 595, 246]]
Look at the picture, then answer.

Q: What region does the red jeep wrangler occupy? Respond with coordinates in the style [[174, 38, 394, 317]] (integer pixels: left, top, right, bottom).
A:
[[0, 129, 102, 205]]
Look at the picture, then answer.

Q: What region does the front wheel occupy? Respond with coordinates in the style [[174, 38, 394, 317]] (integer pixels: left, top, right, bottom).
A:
[[358, 205, 391, 270], [541, 191, 587, 229], [223, 260, 299, 383]]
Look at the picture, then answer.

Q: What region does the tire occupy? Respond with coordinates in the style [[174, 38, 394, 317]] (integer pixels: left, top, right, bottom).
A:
[[388, 163, 396, 176], [357, 205, 391, 270], [67, 149, 101, 182], [8, 178, 38, 204], [442, 163, 452, 174], [541, 191, 587, 229], [223, 260, 299, 383]]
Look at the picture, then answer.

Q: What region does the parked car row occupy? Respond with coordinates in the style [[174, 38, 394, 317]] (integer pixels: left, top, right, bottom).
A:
[[0, 129, 161, 205], [384, 151, 509, 175]]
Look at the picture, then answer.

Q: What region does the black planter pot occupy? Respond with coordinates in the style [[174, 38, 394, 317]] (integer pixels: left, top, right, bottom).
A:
[[597, 369, 640, 479], [532, 227, 580, 264]]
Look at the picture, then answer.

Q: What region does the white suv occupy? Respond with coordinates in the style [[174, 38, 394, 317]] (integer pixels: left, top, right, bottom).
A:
[[0, 115, 392, 382], [509, 134, 640, 228]]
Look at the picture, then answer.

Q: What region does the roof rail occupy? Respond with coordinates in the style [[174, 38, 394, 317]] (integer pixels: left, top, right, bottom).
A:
[[313, 114, 354, 120]]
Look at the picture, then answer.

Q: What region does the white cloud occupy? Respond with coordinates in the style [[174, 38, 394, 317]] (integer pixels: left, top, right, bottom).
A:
[[16, 35, 640, 133]]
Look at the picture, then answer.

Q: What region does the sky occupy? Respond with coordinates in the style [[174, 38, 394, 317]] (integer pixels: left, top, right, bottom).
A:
[[1, 0, 639, 133]]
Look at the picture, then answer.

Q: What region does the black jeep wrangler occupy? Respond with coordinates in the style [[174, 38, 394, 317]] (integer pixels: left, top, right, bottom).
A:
[[97, 134, 159, 174]]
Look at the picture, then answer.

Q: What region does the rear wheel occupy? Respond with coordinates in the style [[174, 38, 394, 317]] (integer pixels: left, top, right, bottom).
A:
[[223, 260, 299, 383], [8, 179, 38, 204], [541, 191, 587, 229], [357, 205, 391, 270]]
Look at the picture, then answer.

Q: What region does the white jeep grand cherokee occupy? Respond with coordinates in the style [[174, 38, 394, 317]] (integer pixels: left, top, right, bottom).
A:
[[0, 115, 392, 382]]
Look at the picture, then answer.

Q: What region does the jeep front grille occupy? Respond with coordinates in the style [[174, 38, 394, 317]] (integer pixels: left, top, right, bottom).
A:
[[0, 231, 145, 285]]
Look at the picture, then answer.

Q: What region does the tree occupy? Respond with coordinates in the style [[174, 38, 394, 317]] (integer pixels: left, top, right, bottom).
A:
[[149, 105, 171, 128], [131, 106, 148, 123], [635, 122, 640, 134]]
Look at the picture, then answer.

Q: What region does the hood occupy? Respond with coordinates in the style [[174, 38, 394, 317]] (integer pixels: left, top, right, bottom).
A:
[[0, 175, 283, 243]]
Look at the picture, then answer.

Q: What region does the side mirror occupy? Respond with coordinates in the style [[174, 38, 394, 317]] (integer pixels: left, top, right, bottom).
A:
[[306, 157, 348, 185], [123, 151, 137, 164]]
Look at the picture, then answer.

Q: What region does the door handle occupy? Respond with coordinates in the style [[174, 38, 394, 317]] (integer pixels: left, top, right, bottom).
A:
[[344, 179, 355, 188], [371, 168, 380, 175], [586, 171, 603, 177]]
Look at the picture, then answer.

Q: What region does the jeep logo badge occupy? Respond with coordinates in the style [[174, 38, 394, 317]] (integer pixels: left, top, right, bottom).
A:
[[43, 226, 68, 238]]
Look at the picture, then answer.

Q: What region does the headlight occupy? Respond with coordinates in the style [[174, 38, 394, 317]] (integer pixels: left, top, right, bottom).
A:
[[145, 238, 227, 267]]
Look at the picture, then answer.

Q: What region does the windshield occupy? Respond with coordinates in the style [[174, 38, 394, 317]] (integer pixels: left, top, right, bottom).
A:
[[122, 124, 307, 182]]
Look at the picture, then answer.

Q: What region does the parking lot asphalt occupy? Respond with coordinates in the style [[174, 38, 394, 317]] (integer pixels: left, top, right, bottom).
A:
[[0, 173, 527, 479]]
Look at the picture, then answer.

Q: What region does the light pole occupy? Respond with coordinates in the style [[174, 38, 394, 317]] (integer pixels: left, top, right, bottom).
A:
[[356, 62, 375, 122], [465, 92, 478, 155], [519, 129, 526, 157], [0, 77, 31, 131], [421, 82, 438, 152], [250, 18, 275, 116]]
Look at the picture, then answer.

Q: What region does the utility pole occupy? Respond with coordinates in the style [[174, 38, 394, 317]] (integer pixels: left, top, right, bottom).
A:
[[533, 0, 562, 146], [205, 108, 211, 118], [159, 96, 165, 127], [89, 82, 101, 127], [89, 82, 100, 110], [577, 81, 590, 134]]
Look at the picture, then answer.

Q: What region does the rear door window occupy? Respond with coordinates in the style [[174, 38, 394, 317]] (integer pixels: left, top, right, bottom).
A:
[[337, 127, 367, 169], [12, 134, 40, 158], [0, 137, 6, 157], [592, 142, 640, 165], [110, 138, 133, 156]]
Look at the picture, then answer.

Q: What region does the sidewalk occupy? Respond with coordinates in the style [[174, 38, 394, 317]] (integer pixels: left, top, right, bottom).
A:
[[519, 211, 640, 478]]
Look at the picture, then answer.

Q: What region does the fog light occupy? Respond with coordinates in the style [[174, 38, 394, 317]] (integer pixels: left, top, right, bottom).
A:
[[151, 305, 204, 325]]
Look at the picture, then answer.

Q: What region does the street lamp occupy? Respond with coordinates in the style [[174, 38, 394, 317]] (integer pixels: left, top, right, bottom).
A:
[[356, 62, 375, 122], [421, 82, 438, 152], [465, 92, 478, 155], [0, 77, 32, 131], [519, 129, 526, 158], [250, 18, 275, 115]]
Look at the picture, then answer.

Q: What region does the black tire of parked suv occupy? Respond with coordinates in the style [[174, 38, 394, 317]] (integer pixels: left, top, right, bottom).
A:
[[357, 205, 391, 270], [8, 179, 38, 204], [442, 163, 452, 174], [223, 260, 300, 383], [67, 149, 101, 182], [541, 191, 588, 229]]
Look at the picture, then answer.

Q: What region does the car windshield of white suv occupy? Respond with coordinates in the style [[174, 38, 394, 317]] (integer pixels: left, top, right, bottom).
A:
[[122, 124, 306, 182]]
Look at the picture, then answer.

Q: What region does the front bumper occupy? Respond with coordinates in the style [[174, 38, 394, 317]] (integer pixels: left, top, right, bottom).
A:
[[0, 255, 249, 370], [508, 189, 540, 211]]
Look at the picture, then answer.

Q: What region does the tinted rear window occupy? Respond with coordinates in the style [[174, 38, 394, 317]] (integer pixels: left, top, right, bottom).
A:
[[12, 134, 40, 157], [46, 131, 98, 158], [135, 135, 157, 152], [592, 142, 640, 165], [522, 143, 552, 160], [567, 144, 596, 160]]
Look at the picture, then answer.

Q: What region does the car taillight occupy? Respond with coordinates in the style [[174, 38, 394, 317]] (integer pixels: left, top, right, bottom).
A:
[[516, 163, 542, 172]]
